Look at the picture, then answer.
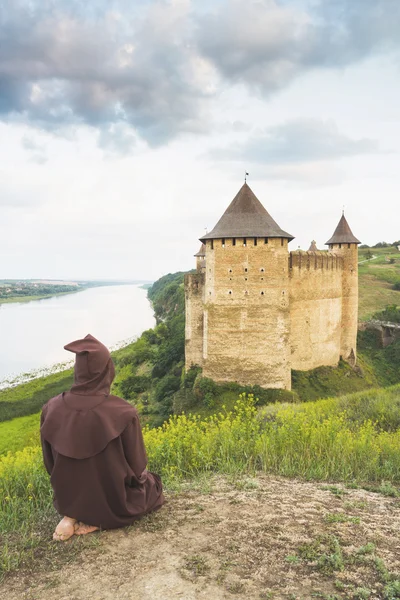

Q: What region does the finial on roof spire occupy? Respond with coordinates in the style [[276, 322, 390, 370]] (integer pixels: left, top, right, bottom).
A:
[[245, 171, 249, 182], [342, 204, 345, 216]]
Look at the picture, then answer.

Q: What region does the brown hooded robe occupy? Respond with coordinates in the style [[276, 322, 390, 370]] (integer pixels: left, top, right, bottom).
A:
[[40, 334, 164, 529]]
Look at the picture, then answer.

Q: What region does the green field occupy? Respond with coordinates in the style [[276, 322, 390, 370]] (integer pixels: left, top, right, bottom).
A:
[[358, 246, 400, 320]]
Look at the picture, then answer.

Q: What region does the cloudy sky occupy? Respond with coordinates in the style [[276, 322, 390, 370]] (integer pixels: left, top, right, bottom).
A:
[[1, 0, 399, 281]]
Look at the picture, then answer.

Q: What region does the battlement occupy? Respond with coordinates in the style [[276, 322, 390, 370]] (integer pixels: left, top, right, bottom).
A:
[[289, 250, 343, 272], [205, 237, 288, 250]]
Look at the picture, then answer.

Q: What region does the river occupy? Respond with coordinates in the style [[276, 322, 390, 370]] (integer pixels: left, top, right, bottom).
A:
[[0, 284, 155, 385]]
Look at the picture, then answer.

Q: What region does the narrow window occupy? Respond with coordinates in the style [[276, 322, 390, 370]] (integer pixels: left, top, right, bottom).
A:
[[228, 290, 232, 295], [211, 240, 214, 250], [281, 238, 284, 246], [348, 243, 351, 248], [261, 291, 264, 296], [339, 243, 342, 249], [228, 268, 232, 273], [245, 277, 248, 281], [222, 238, 225, 247], [260, 268, 265, 272], [244, 267, 248, 272], [243, 238, 246, 246], [254, 238, 257, 246], [232, 238, 236, 246], [265, 238, 268, 244]]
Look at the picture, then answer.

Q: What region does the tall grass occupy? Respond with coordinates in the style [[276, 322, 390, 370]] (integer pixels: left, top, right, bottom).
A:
[[0, 413, 41, 456], [1, 389, 400, 580]]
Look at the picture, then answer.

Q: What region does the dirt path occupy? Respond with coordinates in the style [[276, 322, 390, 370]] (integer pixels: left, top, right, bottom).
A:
[[1, 476, 400, 600]]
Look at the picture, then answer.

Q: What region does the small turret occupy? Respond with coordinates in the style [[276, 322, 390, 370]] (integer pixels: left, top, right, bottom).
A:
[[326, 213, 360, 366], [308, 240, 318, 252], [194, 244, 206, 272]]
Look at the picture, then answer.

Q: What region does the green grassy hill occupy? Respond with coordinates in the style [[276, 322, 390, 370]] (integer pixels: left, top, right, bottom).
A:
[[2, 259, 400, 456], [358, 245, 400, 320], [1, 259, 400, 584]]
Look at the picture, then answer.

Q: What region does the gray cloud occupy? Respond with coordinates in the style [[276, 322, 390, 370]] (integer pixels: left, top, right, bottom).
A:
[[208, 119, 378, 165], [1, 0, 400, 149], [196, 0, 400, 94], [0, 1, 211, 146]]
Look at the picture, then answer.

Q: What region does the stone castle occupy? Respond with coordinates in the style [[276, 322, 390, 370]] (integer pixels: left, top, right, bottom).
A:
[[184, 183, 360, 390]]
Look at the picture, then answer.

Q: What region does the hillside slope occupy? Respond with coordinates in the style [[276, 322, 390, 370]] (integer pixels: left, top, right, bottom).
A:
[[1, 476, 399, 600]]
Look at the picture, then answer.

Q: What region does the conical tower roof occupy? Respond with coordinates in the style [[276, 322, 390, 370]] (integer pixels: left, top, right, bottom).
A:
[[194, 243, 206, 257], [325, 214, 361, 245], [308, 240, 318, 251], [200, 183, 294, 242]]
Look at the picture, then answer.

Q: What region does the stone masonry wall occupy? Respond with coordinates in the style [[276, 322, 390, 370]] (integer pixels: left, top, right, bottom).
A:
[[184, 272, 205, 369], [289, 251, 343, 371], [202, 237, 291, 389]]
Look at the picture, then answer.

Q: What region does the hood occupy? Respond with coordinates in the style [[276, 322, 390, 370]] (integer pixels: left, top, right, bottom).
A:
[[64, 334, 115, 396]]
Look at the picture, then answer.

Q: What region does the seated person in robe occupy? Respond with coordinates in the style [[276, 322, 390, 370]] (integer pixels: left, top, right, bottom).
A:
[[40, 334, 164, 541]]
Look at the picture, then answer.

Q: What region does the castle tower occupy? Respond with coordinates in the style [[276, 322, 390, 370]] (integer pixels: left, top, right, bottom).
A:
[[308, 240, 318, 251], [194, 244, 206, 272], [326, 214, 361, 365], [185, 182, 294, 389]]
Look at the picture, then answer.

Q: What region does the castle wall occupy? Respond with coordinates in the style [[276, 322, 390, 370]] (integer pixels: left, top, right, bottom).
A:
[[184, 272, 205, 369], [289, 251, 343, 371], [202, 237, 291, 389]]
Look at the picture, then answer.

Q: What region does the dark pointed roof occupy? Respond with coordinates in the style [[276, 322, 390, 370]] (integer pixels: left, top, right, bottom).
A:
[[308, 240, 318, 251], [194, 243, 206, 257], [325, 214, 361, 245], [200, 183, 294, 242]]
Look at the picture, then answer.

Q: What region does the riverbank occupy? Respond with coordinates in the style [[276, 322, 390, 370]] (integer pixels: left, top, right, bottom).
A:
[[0, 289, 86, 305]]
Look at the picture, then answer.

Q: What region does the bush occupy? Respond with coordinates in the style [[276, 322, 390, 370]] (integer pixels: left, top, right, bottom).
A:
[[182, 365, 202, 389], [373, 305, 400, 323], [193, 377, 218, 403], [119, 375, 151, 398], [153, 375, 181, 405]]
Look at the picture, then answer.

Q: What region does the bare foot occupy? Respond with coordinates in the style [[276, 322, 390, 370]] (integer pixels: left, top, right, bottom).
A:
[[74, 522, 100, 536], [53, 516, 78, 542]]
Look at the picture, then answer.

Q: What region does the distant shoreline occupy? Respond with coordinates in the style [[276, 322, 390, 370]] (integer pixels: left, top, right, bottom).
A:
[[0, 288, 86, 305], [0, 281, 152, 306]]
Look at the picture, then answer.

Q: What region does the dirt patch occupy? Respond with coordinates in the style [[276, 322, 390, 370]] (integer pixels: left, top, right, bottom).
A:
[[1, 476, 399, 600]]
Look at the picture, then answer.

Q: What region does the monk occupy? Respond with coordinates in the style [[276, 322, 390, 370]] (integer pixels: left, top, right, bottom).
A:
[[40, 334, 164, 541]]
